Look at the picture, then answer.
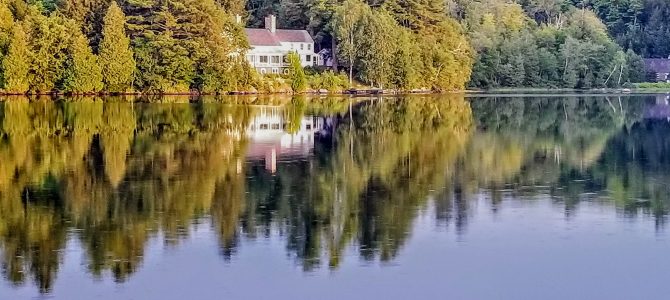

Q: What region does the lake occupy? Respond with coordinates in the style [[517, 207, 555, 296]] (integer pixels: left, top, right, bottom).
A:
[[1, 94, 670, 299]]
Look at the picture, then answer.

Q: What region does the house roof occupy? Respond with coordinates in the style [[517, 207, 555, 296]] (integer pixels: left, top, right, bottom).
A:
[[245, 28, 314, 47], [275, 30, 314, 43], [644, 58, 670, 73]]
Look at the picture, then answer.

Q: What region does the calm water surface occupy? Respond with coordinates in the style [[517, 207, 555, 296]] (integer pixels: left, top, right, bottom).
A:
[[1, 94, 670, 299]]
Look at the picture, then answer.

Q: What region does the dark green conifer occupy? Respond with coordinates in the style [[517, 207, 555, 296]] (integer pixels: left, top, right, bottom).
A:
[[99, 2, 135, 93], [62, 27, 104, 93]]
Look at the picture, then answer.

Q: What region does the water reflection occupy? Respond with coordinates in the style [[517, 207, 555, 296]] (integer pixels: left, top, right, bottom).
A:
[[0, 94, 668, 295]]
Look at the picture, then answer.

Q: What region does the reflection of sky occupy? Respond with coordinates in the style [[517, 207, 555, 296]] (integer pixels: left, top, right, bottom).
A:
[[4, 195, 669, 300]]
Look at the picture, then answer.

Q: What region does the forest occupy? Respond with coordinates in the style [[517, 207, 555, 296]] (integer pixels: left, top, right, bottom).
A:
[[0, 0, 666, 94]]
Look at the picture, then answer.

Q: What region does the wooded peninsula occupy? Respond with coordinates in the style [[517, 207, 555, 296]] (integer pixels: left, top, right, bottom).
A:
[[0, 0, 664, 94]]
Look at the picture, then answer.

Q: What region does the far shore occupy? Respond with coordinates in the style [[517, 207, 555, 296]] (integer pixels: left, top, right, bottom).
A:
[[1, 87, 670, 98]]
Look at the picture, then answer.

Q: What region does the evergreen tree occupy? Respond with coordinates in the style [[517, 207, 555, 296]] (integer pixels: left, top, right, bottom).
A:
[[288, 51, 306, 93], [99, 2, 135, 93], [123, 0, 245, 93], [217, 0, 246, 15], [383, 0, 445, 31], [58, 0, 111, 51], [279, 0, 307, 29], [61, 27, 104, 93], [24, 13, 70, 93], [3, 25, 30, 94]]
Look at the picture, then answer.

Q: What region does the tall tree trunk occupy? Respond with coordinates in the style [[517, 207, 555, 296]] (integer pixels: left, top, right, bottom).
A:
[[349, 62, 353, 86]]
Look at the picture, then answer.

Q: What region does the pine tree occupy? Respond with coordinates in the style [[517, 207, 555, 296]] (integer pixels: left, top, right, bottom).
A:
[[280, 0, 307, 28], [123, 0, 245, 93], [3, 25, 30, 94], [217, 0, 246, 15], [99, 2, 135, 93], [383, 0, 445, 32], [288, 51, 306, 93], [61, 27, 104, 93], [58, 0, 112, 52]]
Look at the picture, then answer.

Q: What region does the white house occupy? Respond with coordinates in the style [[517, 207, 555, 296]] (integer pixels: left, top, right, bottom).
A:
[[244, 15, 319, 74]]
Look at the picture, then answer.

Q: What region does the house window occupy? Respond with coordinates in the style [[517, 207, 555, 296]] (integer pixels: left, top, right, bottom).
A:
[[306, 124, 311, 130], [272, 68, 279, 74], [271, 56, 280, 64], [260, 56, 268, 63], [271, 124, 280, 130], [307, 44, 311, 51], [260, 124, 269, 130], [283, 69, 290, 75], [306, 55, 311, 62], [300, 43, 304, 50], [261, 69, 267, 74]]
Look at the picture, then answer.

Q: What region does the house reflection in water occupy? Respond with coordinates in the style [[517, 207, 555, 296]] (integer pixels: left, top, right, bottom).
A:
[[245, 106, 325, 172], [644, 94, 670, 121]]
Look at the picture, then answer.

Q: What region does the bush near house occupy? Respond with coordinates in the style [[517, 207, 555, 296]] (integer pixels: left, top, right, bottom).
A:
[[308, 71, 349, 93]]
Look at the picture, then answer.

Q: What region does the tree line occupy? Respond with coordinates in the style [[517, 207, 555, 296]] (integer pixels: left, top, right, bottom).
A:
[[250, 0, 661, 89], [0, 0, 253, 95], [0, 0, 666, 94]]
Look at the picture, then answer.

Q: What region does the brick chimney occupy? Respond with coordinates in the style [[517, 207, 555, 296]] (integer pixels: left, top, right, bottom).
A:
[[265, 15, 276, 33]]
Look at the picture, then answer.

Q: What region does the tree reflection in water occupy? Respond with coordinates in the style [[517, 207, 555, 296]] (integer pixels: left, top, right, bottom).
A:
[[0, 94, 668, 293]]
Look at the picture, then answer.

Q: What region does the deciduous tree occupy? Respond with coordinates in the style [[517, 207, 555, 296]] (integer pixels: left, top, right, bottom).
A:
[[3, 25, 30, 94]]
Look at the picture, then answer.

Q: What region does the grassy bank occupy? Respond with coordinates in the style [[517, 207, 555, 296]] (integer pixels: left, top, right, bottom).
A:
[[631, 82, 670, 92]]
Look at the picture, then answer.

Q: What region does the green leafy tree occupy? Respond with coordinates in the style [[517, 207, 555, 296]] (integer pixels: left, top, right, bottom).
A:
[[419, 19, 473, 91], [390, 27, 421, 89], [99, 2, 135, 93], [3, 25, 30, 94], [331, 0, 368, 85], [0, 1, 14, 87], [358, 10, 396, 88]]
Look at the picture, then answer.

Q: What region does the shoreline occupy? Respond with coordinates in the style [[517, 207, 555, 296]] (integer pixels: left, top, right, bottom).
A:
[[0, 87, 669, 98]]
